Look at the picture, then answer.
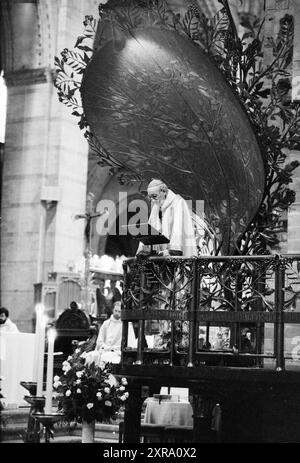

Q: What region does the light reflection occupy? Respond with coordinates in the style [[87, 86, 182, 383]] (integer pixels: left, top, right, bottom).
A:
[[0, 70, 7, 143]]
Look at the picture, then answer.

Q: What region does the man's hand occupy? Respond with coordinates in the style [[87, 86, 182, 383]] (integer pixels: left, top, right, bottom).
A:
[[158, 249, 170, 256]]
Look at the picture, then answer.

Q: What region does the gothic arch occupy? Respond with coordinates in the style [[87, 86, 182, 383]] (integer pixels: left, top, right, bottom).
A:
[[90, 174, 146, 258]]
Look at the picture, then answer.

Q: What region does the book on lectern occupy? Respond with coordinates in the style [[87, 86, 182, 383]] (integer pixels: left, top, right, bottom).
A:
[[122, 223, 170, 246]]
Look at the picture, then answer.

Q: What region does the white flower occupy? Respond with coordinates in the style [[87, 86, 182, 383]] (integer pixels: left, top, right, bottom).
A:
[[67, 356, 73, 361], [53, 381, 61, 389], [63, 365, 71, 374], [119, 386, 125, 392], [120, 395, 126, 402], [53, 375, 60, 382], [99, 362, 106, 371], [62, 361, 71, 372], [76, 388, 82, 394], [76, 379, 81, 385], [104, 387, 110, 394], [65, 390, 72, 397], [107, 374, 117, 387], [121, 378, 128, 385], [84, 350, 99, 366], [105, 400, 112, 407], [96, 392, 102, 400], [76, 371, 83, 378], [75, 348, 80, 354], [86, 403, 94, 409], [124, 392, 129, 398]]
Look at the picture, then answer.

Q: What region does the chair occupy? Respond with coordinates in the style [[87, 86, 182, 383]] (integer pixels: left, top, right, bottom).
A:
[[163, 425, 193, 443], [119, 421, 165, 443]]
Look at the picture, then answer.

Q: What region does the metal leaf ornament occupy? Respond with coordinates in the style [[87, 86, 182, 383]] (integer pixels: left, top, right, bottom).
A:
[[57, 0, 300, 255], [79, 0, 264, 254]]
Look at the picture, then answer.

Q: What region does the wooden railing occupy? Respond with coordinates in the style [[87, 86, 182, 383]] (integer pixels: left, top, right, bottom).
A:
[[121, 254, 300, 371]]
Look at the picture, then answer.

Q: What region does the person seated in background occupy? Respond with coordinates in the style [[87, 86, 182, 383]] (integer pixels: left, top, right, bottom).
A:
[[85, 301, 136, 365], [96, 301, 123, 363], [95, 279, 109, 318], [222, 327, 231, 349], [0, 307, 19, 333], [105, 280, 122, 316], [212, 331, 224, 350], [212, 328, 231, 351], [241, 328, 254, 353]]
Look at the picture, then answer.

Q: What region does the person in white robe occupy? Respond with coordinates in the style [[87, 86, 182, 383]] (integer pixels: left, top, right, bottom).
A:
[[85, 301, 136, 365], [0, 307, 19, 333], [136, 180, 203, 346], [137, 179, 197, 257]]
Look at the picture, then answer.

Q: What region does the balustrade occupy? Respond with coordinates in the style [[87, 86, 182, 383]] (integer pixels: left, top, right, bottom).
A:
[[120, 254, 300, 371]]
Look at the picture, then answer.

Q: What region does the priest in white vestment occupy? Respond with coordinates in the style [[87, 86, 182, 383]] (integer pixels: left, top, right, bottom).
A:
[[86, 301, 136, 365], [137, 179, 198, 257]]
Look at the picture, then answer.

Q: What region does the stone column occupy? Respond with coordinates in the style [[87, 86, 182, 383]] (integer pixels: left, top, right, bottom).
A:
[[0, 0, 99, 331]]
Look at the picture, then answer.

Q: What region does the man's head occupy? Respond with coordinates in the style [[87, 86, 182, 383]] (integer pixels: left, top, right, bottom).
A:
[[242, 328, 251, 338], [147, 179, 168, 206], [0, 307, 9, 324], [70, 301, 78, 310], [99, 279, 105, 290], [112, 301, 121, 320]]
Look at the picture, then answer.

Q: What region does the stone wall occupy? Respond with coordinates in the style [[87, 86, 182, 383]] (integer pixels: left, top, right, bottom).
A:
[[0, 0, 99, 331]]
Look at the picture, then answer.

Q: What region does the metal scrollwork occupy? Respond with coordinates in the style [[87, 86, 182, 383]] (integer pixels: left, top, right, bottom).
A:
[[122, 254, 300, 368]]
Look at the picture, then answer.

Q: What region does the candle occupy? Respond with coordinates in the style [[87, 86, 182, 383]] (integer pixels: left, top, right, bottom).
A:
[[45, 328, 56, 414], [33, 304, 44, 383], [36, 313, 47, 397]]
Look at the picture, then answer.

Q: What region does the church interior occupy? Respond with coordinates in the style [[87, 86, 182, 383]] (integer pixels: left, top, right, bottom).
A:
[[1, 0, 300, 445]]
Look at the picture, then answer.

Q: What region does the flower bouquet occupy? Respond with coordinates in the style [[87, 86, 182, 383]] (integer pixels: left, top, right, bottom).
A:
[[53, 345, 128, 425]]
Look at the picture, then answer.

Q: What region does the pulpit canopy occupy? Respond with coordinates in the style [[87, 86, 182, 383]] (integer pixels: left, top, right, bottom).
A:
[[81, 0, 265, 254]]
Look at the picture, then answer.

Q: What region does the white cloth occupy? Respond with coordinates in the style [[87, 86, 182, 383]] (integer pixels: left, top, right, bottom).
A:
[[0, 332, 35, 406], [138, 189, 197, 257], [0, 318, 19, 333], [144, 398, 193, 426]]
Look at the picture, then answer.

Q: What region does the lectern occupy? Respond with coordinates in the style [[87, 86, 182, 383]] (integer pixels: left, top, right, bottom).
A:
[[123, 223, 170, 254]]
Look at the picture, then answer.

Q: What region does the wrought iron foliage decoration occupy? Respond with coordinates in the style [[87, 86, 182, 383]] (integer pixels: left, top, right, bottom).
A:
[[54, 0, 300, 256]]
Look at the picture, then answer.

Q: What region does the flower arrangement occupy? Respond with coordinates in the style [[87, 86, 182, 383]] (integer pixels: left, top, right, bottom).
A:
[[53, 346, 128, 424]]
